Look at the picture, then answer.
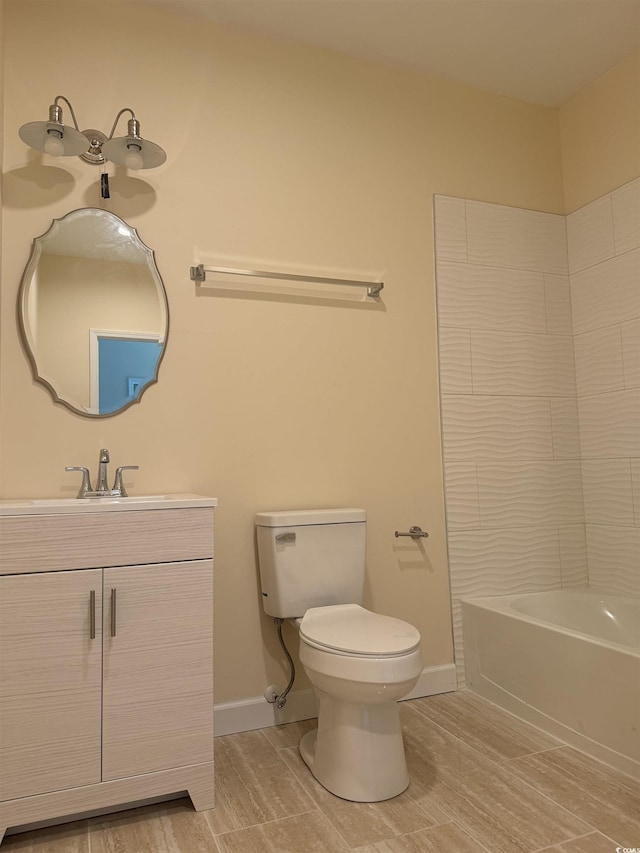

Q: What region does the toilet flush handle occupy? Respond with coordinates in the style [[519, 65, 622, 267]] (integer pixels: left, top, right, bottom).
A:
[[276, 532, 296, 543], [394, 526, 429, 539]]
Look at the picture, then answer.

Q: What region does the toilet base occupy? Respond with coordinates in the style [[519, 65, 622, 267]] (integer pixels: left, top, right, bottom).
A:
[[299, 690, 410, 802]]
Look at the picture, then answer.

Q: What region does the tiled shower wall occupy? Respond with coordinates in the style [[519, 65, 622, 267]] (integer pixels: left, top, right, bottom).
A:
[[568, 181, 640, 596], [434, 180, 639, 684]]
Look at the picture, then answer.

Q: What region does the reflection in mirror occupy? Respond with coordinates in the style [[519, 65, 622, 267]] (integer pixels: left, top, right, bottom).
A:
[[19, 208, 168, 417]]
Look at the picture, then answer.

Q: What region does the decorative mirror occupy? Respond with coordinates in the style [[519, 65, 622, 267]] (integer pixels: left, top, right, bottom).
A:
[[18, 208, 168, 417]]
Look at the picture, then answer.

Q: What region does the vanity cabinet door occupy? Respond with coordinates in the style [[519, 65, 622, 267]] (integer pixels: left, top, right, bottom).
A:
[[0, 570, 103, 800], [101, 560, 213, 781]]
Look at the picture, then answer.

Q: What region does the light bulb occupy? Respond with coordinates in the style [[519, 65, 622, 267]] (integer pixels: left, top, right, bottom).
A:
[[44, 132, 64, 157], [124, 145, 143, 170]]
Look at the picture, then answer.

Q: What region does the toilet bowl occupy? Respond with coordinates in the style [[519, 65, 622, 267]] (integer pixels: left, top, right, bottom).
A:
[[296, 604, 422, 802]]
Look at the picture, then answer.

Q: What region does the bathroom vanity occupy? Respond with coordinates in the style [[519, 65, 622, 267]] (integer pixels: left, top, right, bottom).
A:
[[0, 495, 216, 843]]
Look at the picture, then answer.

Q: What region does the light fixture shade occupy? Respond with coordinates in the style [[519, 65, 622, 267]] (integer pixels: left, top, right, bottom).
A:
[[101, 135, 167, 170], [19, 121, 90, 157]]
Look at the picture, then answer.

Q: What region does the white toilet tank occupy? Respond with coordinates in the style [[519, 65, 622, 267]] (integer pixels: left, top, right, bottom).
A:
[[255, 508, 367, 618]]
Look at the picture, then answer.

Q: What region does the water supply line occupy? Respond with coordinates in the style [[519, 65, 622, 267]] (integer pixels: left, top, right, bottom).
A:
[[266, 618, 296, 709]]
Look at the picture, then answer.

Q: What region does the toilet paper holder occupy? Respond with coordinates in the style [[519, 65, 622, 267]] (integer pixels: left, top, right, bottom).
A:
[[394, 526, 428, 539]]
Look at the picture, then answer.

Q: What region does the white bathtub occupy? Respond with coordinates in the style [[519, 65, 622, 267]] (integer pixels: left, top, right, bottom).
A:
[[461, 588, 640, 779]]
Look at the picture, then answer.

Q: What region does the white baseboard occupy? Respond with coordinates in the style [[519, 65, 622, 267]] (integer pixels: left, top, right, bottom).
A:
[[214, 688, 318, 737], [402, 663, 457, 701], [213, 663, 457, 737]]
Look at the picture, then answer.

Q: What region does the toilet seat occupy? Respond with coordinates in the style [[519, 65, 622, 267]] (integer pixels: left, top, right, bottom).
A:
[[299, 603, 420, 657]]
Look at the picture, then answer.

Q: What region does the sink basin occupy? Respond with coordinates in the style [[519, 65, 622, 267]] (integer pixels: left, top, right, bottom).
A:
[[0, 494, 217, 516]]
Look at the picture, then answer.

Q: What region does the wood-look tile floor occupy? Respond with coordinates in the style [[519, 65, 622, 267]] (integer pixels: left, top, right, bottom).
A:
[[3, 691, 638, 852]]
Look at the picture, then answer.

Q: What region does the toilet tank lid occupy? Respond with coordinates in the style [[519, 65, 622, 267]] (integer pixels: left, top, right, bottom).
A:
[[255, 508, 366, 527]]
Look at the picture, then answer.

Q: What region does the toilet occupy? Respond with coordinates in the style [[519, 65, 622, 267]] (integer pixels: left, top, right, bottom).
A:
[[255, 508, 422, 802]]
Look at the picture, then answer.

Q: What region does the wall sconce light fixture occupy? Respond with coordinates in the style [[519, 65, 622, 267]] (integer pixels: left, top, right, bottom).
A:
[[19, 95, 166, 170]]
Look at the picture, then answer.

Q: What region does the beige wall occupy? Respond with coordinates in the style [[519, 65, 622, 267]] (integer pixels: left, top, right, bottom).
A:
[[0, 0, 3, 206], [1, 0, 4, 386], [1, 1, 565, 704], [560, 50, 640, 212]]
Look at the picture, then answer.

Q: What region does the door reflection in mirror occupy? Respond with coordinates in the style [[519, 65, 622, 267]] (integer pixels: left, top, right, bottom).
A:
[[93, 334, 163, 415]]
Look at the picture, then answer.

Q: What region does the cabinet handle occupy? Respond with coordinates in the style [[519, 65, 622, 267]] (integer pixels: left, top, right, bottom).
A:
[[110, 588, 117, 637], [89, 590, 96, 640]]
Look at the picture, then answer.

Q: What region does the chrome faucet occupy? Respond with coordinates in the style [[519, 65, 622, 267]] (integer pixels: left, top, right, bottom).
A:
[[66, 449, 139, 498], [96, 448, 110, 492]]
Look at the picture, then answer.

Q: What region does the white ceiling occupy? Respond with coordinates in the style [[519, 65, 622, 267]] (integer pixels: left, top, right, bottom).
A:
[[160, 0, 640, 106]]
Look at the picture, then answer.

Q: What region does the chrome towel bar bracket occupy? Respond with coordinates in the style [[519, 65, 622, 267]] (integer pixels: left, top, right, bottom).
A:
[[394, 526, 429, 539]]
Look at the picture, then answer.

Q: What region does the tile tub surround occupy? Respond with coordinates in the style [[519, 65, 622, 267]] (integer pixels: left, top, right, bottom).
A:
[[434, 179, 640, 685], [568, 181, 640, 600], [2, 692, 638, 852]]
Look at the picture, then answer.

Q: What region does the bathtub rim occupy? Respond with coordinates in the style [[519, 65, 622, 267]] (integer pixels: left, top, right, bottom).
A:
[[461, 588, 639, 658]]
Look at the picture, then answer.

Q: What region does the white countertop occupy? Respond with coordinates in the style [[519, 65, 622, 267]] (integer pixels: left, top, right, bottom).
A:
[[0, 494, 218, 516]]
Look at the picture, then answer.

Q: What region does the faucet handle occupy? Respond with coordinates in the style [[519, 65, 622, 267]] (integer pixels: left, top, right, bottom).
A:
[[112, 465, 139, 497], [65, 466, 93, 498]]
